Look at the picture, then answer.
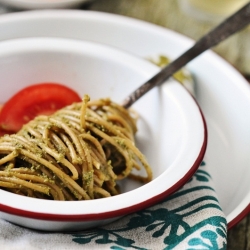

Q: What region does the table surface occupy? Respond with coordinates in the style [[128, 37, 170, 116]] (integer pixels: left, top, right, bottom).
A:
[[84, 1, 250, 249], [0, 0, 249, 249]]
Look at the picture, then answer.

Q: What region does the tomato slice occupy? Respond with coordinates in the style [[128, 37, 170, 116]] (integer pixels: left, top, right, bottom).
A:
[[0, 104, 13, 136], [0, 104, 9, 136], [0, 83, 82, 132], [0, 128, 12, 136]]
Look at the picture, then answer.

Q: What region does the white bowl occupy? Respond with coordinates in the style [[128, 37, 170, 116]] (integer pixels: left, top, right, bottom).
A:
[[0, 37, 206, 231], [0, 9, 246, 229], [0, 0, 90, 9]]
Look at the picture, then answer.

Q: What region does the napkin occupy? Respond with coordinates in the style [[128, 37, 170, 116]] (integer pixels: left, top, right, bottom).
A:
[[0, 160, 227, 250]]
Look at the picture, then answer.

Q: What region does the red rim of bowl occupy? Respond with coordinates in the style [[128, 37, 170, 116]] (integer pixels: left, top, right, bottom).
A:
[[228, 203, 250, 230]]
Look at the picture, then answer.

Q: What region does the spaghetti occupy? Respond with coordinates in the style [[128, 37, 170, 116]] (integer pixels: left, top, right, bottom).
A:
[[0, 96, 152, 200]]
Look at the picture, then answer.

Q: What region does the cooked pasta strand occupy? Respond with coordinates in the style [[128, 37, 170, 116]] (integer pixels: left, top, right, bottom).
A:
[[0, 96, 152, 200]]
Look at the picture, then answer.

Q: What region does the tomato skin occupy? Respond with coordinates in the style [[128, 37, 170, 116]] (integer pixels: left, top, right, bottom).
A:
[[0, 83, 82, 132]]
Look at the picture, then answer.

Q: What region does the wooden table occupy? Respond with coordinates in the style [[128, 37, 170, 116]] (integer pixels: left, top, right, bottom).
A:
[[84, 1, 250, 249]]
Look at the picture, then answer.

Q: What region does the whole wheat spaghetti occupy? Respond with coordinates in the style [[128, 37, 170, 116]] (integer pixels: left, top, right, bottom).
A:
[[0, 96, 152, 200]]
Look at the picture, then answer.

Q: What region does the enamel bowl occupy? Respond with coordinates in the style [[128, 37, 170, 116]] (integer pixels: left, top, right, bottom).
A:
[[0, 0, 90, 9], [0, 37, 206, 231]]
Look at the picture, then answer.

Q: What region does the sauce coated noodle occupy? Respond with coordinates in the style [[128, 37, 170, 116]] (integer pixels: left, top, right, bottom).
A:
[[0, 96, 152, 200]]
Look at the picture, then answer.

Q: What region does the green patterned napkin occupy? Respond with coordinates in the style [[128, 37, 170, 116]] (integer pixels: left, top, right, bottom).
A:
[[0, 160, 227, 250]]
